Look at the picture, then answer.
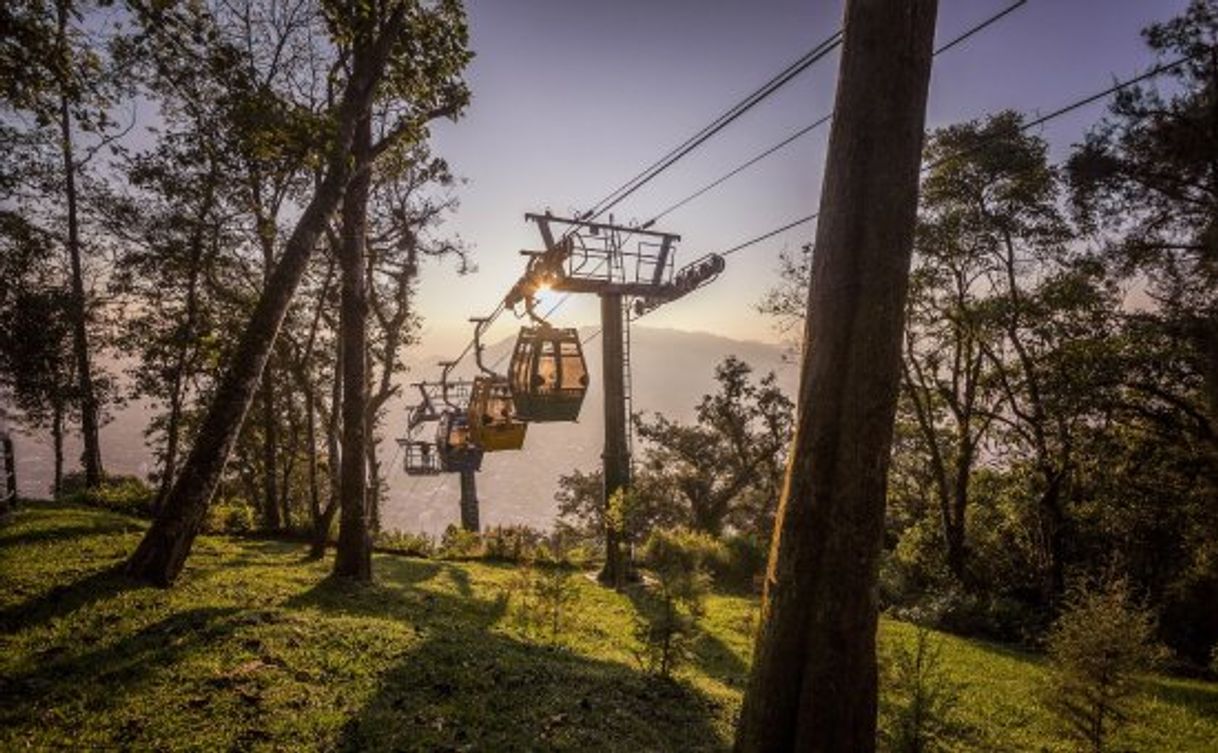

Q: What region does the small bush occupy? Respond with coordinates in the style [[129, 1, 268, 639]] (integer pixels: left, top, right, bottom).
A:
[[708, 533, 768, 592], [1044, 578, 1165, 753], [61, 474, 154, 517], [879, 626, 963, 753], [375, 529, 436, 558], [439, 525, 484, 559], [204, 498, 255, 534], [504, 553, 580, 645], [482, 525, 545, 562], [632, 528, 722, 678]]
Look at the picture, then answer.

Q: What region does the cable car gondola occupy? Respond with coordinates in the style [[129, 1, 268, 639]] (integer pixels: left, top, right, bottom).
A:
[[433, 361, 483, 472], [401, 439, 443, 476], [467, 317, 527, 451], [436, 409, 483, 471], [468, 375, 527, 450], [509, 324, 589, 422]]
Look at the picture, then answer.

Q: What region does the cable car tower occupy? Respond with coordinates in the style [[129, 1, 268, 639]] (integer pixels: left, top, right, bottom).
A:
[[506, 212, 724, 585]]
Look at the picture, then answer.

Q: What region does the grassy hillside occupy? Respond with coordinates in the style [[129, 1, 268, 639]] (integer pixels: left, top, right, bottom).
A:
[[2, 502, 1215, 751]]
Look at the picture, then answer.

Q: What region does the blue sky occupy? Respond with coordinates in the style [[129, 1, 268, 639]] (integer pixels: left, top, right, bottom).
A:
[[415, 0, 1190, 362]]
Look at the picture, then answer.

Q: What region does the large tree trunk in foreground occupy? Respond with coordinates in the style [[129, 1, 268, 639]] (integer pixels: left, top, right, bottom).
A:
[[332, 114, 374, 580], [734, 1, 938, 751]]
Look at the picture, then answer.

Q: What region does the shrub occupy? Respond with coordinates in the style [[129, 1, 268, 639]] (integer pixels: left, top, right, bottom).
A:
[[375, 529, 436, 558], [879, 625, 963, 753], [1043, 578, 1165, 753], [482, 524, 546, 562], [708, 533, 768, 592], [61, 474, 154, 517], [204, 498, 255, 534], [632, 528, 722, 678], [439, 525, 483, 559]]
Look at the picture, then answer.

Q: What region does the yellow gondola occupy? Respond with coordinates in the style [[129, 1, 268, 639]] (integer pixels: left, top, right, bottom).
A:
[[508, 325, 589, 422], [465, 316, 527, 451], [468, 375, 527, 451]]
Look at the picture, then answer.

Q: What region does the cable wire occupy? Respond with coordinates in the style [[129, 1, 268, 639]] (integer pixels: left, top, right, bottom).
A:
[[644, 0, 1030, 228], [716, 51, 1198, 261], [580, 29, 844, 224]]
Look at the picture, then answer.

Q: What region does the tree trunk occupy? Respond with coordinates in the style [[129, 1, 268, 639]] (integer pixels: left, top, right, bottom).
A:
[[366, 432, 381, 534], [2, 431, 16, 512], [124, 46, 387, 583], [312, 336, 345, 559], [56, 0, 103, 489], [52, 400, 64, 497], [260, 366, 281, 530], [155, 178, 211, 513], [332, 113, 374, 580], [280, 378, 298, 531], [734, 2, 938, 751], [306, 375, 322, 551]]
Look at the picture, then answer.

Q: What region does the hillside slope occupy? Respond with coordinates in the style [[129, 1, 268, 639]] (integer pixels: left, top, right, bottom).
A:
[[2, 503, 1215, 752]]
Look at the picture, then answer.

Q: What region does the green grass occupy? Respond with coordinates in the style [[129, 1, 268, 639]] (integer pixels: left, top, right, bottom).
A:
[[2, 502, 1215, 751]]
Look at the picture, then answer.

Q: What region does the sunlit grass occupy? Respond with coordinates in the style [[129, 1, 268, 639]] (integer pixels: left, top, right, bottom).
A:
[[2, 501, 1215, 751]]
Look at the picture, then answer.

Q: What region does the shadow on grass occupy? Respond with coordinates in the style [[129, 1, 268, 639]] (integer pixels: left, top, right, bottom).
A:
[[337, 629, 727, 753], [296, 565, 727, 753], [284, 561, 487, 644], [0, 607, 241, 725], [0, 521, 137, 548], [0, 564, 138, 634]]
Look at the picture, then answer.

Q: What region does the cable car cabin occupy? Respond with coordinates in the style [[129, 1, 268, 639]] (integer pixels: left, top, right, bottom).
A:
[[468, 376, 527, 451], [509, 326, 589, 422], [436, 411, 483, 472], [401, 440, 442, 476]]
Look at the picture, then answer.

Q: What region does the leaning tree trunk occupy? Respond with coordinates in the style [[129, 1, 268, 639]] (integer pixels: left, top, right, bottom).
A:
[[56, 0, 103, 489], [332, 113, 374, 580], [123, 33, 394, 584], [734, 1, 938, 751]]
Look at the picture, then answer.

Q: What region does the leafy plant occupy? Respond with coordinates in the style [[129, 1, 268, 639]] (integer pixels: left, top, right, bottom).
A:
[[632, 528, 722, 678], [1044, 578, 1165, 752], [880, 625, 963, 753]]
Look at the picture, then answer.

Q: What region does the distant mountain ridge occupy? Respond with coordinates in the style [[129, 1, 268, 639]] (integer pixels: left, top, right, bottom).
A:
[[7, 327, 793, 533]]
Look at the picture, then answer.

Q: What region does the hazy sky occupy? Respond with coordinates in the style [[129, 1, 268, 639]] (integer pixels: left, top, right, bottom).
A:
[[414, 0, 1189, 362]]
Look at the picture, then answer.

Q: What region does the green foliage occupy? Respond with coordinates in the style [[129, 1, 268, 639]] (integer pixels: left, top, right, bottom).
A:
[[375, 529, 436, 558], [1044, 579, 1166, 752], [504, 554, 581, 645], [2, 503, 1218, 751], [632, 528, 722, 678], [634, 357, 793, 539], [438, 524, 483, 559], [707, 533, 768, 593], [481, 524, 545, 562], [59, 473, 153, 517], [204, 497, 255, 534], [880, 625, 964, 753]]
